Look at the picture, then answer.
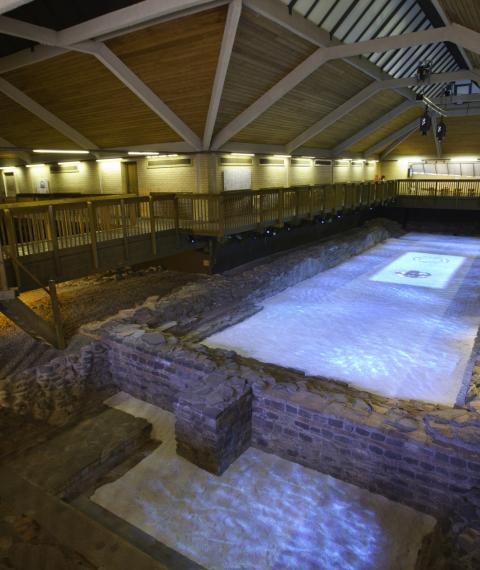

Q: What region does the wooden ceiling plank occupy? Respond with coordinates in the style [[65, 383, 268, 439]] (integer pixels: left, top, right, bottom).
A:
[[56, 0, 219, 46], [334, 100, 417, 155], [211, 25, 460, 150], [82, 41, 203, 150], [203, 0, 242, 149], [0, 76, 97, 149], [285, 70, 476, 153]]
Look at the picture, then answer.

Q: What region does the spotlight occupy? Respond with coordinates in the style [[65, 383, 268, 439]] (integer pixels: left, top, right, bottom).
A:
[[263, 227, 277, 237], [419, 107, 432, 136], [415, 61, 432, 83], [188, 235, 196, 244], [436, 119, 447, 141], [284, 223, 292, 232]]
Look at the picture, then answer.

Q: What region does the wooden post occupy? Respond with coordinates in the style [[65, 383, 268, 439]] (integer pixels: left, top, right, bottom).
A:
[[149, 196, 157, 256], [47, 205, 61, 280], [48, 279, 65, 350], [173, 196, 180, 246], [86, 201, 99, 270], [0, 244, 9, 292], [4, 209, 20, 287], [120, 199, 128, 262], [218, 194, 225, 237]]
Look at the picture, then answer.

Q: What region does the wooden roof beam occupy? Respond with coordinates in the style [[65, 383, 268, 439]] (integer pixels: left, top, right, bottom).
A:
[[211, 25, 466, 150], [203, 0, 242, 150], [0, 77, 97, 149], [56, 0, 219, 46], [285, 70, 476, 153], [244, 0, 415, 100], [81, 42, 202, 150], [375, 106, 480, 159], [367, 120, 419, 158], [333, 100, 417, 156], [0, 1, 33, 14]]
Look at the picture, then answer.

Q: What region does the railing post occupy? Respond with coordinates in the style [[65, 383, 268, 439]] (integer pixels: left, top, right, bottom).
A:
[[0, 244, 9, 292], [218, 194, 225, 237], [295, 188, 300, 220], [149, 195, 157, 255], [120, 198, 128, 261], [47, 205, 61, 280], [86, 201, 99, 270], [4, 209, 20, 287], [48, 279, 65, 350], [173, 196, 180, 244]]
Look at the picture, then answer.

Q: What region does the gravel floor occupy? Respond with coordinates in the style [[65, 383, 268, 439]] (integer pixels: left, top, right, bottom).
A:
[[0, 267, 203, 379]]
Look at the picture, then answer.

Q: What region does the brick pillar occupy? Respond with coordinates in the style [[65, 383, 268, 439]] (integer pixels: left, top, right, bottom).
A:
[[175, 375, 252, 475]]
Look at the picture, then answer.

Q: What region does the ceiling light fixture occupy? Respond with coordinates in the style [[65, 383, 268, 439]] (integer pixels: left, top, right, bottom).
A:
[[33, 149, 90, 154]]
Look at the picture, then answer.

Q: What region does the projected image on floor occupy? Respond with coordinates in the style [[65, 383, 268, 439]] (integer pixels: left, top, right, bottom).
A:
[[369, 251, 465, 289]]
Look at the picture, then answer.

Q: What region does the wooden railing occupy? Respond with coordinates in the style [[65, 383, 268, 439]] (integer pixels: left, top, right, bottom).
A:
[[0, 182, 396, 270], [397, 179, 480, 198]]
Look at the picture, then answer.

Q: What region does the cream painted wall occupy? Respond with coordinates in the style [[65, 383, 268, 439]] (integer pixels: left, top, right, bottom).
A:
[[137, 154, 209, 195], [7, 154, 381, 198], [217, 156, 378, 191]]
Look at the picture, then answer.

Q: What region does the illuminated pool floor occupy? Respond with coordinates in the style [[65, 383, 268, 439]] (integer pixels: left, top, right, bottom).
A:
[[92, 393, 435, 570], [205, 233, 480, 406]]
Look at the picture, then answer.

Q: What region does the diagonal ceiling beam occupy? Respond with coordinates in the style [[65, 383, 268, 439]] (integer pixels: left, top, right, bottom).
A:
[[0, 1, 33, 14], [0, 76, 97, 149], [0, 135, 30, 162], [285, 82, 380, 154], [380, 124, 419, 160], [428, 0, 473, 70], [0, 15, 207, 150], [80, 41, 202, 150], [203, 0, 242, 150], [245, 0, 415, 101], [56, 0, 219, 46], [368, 120, 419, 158], [0, 45, 67, 74], [211, 25, 466, 150], [375, 105, 480, 160], [333, 100, 417, 156], [285, 70, 476, 153]]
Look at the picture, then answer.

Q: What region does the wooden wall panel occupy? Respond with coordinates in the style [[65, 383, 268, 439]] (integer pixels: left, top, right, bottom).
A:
[[305, 90, 406, 149], [232, 60, 373, 145], [107, 7, 227, 138], [3, 52, 181, 148], [439, 0, 480, 33], [348, 106, 421, 153], [0, 92, 79, 149], [214, 9, 317, 136]]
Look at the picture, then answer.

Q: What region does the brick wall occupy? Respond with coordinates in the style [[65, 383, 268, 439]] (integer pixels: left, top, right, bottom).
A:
[[252, 385, 480, 528]]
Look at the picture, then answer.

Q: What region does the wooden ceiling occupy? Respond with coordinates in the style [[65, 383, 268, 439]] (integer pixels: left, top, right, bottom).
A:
[[0, 2, 478, 158], [0, 91, 79, 149], [107, 7, 227, 138], [390, 115, 480, 156], [348, 106, 421, 153], [2, 51, 181, 148], [213, 9, 317, 137]]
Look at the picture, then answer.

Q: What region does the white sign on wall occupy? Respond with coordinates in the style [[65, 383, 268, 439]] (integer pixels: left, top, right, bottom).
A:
[[36, 178, 49, 193], [223, 167, 252, 191]]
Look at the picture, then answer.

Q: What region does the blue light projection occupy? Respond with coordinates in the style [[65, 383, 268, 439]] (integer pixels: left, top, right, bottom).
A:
[[92, 393, 435, 570], [370, 251, 465, 289], [205, 233, 480, 406]]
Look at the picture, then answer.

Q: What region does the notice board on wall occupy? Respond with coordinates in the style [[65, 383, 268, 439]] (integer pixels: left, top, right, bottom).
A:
[[223, 167, 252, 191]]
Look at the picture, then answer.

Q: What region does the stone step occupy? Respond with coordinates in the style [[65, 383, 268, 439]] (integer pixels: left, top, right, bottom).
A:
[[5, 406, 152, 499]]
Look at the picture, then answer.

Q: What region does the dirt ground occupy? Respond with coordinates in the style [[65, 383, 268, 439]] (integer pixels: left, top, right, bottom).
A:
[[0, 267, 204, 379]]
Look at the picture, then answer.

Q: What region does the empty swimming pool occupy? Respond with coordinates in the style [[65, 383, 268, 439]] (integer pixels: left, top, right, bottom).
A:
[[205, 233, 480, 406]]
